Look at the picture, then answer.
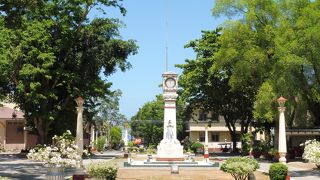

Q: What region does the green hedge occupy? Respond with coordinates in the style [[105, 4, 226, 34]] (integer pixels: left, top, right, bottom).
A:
[[87, 161, 118, 180], [220, 157, 259, 180], [95, 136, 106, 152], [269, 163, 288, 180]]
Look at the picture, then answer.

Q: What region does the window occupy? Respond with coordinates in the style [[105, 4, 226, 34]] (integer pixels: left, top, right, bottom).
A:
[[199, 132, 205, 142], [211, 133, 219, 142], [199, 112, 207, 121]]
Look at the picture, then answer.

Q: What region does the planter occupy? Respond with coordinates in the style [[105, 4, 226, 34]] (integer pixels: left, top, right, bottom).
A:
[[263, 152, 274, 160], [251, 152, 261, 158], [274, 152, 289, 162], [196, 148, 203, 154], [46, 167, 64, 180]]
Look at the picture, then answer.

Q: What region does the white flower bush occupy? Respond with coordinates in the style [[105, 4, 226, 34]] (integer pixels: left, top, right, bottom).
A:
[[27, 130, 82, 167], [302, 139, 320, 168]]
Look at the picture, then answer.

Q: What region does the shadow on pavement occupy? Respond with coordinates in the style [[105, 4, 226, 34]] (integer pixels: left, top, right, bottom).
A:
[[290, 168, 320, 178]]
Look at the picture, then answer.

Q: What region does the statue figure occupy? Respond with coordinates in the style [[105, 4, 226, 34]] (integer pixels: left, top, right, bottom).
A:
[[166, 120, 174, 142]]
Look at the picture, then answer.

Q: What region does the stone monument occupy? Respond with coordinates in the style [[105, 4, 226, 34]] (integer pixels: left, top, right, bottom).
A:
[[157, 71, 184, 161]]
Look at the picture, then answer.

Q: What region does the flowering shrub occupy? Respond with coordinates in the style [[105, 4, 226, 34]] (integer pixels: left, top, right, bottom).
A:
[[302, 139, 320, 168], [27, 130, 82, 167], [87, 161, 118, 180]]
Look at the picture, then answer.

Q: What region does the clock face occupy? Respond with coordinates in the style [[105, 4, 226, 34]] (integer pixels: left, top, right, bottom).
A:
[[165, 78, 176, 88]]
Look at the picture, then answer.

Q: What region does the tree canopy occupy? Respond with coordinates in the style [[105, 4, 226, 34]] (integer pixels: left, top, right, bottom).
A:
[[178, 0, 320, 151], [177, 29, 254, 151], [212, 0, 320, 127], [0, 0, 138, 144], [130, 95, 186, 146]]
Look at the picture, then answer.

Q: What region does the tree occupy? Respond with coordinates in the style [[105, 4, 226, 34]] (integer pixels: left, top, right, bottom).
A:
[[130, 95, 185, 146], [92, 89, 126, 132], [212, 0, 320, 131], [110, 126, 122, 149], [177, 29, 254, 152], [0, 1, 138, 144]]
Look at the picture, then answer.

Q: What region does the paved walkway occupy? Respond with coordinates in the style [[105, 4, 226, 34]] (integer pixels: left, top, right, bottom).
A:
[[0, 152, 116, 180], [258, 160, 320, 180], [0, 151, 320, 179]]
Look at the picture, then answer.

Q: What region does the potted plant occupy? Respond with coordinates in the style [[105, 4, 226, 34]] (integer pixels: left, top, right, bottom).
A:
[[191, 141, 204, 154], [251, 146, 262, 158], [27, 130, 83, 180]]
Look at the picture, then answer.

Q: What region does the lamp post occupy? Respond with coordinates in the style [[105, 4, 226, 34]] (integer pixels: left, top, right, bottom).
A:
[[75, 97, 84, 159], [277, 96, 287, 164]]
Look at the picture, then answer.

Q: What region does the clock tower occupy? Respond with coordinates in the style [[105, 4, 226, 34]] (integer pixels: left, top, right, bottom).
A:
[[157, 71, 184, 161]]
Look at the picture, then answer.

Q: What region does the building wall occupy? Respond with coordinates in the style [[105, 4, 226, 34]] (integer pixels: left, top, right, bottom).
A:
[[6, 120, 24, 144], [0, 120, 5, 149], [189, 131, 199, 142]]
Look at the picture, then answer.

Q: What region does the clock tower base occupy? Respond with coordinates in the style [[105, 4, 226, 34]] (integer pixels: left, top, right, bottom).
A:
[[156, 140, 184, 161]]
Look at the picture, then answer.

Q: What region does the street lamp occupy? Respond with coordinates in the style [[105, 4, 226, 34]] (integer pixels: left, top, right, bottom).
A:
[[75, 97, 84, 159], [277, 96, 287, 164]]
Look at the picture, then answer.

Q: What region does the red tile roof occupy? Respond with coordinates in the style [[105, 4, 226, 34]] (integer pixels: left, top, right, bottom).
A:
[[0, 107, 24, 119]]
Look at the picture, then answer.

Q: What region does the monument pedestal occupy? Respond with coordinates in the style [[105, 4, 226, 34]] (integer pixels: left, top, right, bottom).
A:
[[157, 140, 184, 161]]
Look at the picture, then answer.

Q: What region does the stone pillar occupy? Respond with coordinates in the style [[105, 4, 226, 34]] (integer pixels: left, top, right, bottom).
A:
[[124, 123, 129, 158], [278, 106, 287, 164], [124, 125, 128, 148], [75, 97, 84, 162], [277, 96, 287, 164], [90, 125, 95, 149], [23, 127, 27, 150], [76, 105, 84, 155], [204, 125, 209, 159]]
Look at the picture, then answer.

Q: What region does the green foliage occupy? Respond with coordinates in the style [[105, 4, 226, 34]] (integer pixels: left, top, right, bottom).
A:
[[211, 0, 320, 128], [177, 28, 254, 152], [269, 163, 288, 180], [93, 90, 127, 127], [146, 148, 156, 155], [110, 126, 121, 148], [220, 157, 259, 180], [240, 133, 253, 155], [95, 136, 106, 152], [0, 177, 10, 180], [128, 141, 135, 147], [0, 0, 138, 144], [87, 161, 118, 180], [190, 141, 204, 153], [130, 95, 185, 146]]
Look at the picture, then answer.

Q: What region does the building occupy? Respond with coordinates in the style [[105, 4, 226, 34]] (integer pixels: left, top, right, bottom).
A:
[[0, 103, 37, 151], [187, 109, 265, 152], [187, 110, 240, 152]]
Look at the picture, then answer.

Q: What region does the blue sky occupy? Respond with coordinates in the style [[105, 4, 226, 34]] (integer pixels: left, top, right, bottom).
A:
[[95, 0, 225, 119]]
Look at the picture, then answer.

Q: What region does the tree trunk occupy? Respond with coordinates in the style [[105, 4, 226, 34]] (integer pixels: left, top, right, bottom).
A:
[[230, 131, 238, 153], [226, 120, 238, 153], [35, 118, 49, 144]]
